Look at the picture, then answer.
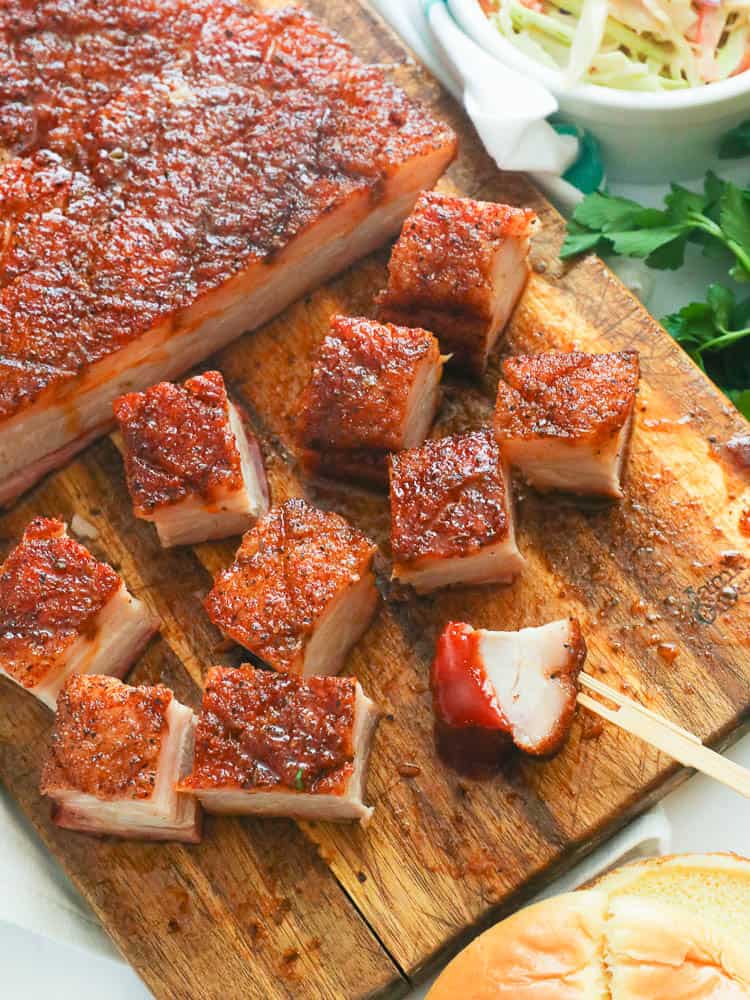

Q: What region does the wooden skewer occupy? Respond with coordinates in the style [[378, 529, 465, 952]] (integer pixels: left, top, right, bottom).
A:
[[578, 672, 750, 801]]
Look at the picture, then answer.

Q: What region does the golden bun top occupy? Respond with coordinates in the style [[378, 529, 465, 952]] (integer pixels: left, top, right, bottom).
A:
[[428, 853, 750, 1000]]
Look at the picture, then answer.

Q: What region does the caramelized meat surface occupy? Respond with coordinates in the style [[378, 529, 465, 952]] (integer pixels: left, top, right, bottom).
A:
[[377, 192, 536, 373], [204, 498, 377, 673], [0, 518, 119, 688], [299, 316, 440, 452], [41, 674, 172, 800], [114, 371, 243, 514], [389, 430, 513, 566], [495, 351, 640, 443], [0, 3, 457, 424], [181, 666, 357, 795]]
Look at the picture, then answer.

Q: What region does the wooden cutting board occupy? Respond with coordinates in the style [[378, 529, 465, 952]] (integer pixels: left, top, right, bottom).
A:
[[2, 2, 750, 997]]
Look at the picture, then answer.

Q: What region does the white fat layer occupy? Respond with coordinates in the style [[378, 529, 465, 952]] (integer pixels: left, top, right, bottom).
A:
[[190, 683, 379, 824], [401, 354, 442, 449], [477, 619, 574, 752], [302, 571, 379, 676], [0, 148, 452, 505], [504, 410, 634, 499], [1, 583, 156, 710], [484, 236, 530, 360], [52, 699, 200, 841], [151, 402, 269, 547]]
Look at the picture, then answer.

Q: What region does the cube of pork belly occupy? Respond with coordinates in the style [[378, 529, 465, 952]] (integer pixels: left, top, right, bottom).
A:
[[431, 619, 586, 755], [41, 674, 200, 841], [377, 192, 537, 375], [494, 351, 640, 499], [298, 315, 444, 486], [204, 498, 380, 676], [179, 666, 379, 823], [389, 430, 524, 593], [113, 371, 269, 548], [0, 518, 157, 709]]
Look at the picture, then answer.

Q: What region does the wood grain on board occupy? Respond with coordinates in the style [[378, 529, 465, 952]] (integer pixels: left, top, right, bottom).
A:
[[1, 1, 750, 997]]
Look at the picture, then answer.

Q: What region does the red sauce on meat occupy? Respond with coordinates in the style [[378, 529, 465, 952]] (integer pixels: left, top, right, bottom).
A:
[[430, 621, 506, 729]]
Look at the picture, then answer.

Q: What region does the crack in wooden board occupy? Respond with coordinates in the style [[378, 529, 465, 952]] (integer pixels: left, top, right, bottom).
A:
[[1, 1, 750, 998]]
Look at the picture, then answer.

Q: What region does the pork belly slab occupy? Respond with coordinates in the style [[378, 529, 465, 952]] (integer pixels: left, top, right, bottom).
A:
[[377, 192, 536, 375], [389, 430, 524, 593], [113, 371, 268, 547], [205, 498, 380, 676], [179, 666, 379, 823], [0, 518, 157, 709], [41, 674, 200, 841], [0, 2, 457, 506], [298, 315, 444, 485], [494, 351, 640, 498], [431, 619, 586, 755]]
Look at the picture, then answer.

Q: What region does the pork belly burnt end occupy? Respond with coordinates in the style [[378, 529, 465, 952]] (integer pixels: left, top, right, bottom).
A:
[[179, 666, 379, 823], [205, 499, 380, 676], [494, 351, 640, 498], [298, 316, 443, 485], [0, 4, 458, 506], [41, 674, 200, 841], [432, 619, 586, 755], [389, 430, 524, 593], [113, 371, 268, 547], [377, 192, 536, 375], [0, 518, 157, 709]]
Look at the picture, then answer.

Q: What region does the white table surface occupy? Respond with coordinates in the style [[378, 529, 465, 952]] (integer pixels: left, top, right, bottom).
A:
[[4, 7, 750, 974]]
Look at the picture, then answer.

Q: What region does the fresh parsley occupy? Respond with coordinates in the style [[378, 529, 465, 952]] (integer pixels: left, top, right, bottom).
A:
[[294, 767, 305, 791], [662, 284, 750, 415], [561, 173, 750, 283], [719, 120, 750, 160]]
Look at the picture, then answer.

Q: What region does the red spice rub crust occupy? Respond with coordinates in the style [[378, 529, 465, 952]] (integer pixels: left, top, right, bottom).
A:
[[41, 674, 173, 799], [180, 666, 357, 795], [299, 315, 440, 452], [389, 430, 511, 565], [113, 371, 242, 514], [377, 192, 536, 369], [0, 3, 456, 423], [204, 498, 377, 672], [495, 351, 640, 444], [534, 618, 587, 756], [0, 518, 120, 689]]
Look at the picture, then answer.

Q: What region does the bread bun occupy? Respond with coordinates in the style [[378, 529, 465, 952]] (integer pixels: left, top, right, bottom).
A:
[[427, 854, 750, 999]]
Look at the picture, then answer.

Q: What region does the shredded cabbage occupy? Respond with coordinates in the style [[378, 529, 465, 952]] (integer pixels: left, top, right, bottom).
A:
[[485, 0, 750, 90]]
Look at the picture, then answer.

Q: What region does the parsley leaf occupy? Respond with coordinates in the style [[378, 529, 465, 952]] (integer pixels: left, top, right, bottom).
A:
[[561, 174, 750, 281], [719, 120, 750, 159], [294, 767, 305, 791]]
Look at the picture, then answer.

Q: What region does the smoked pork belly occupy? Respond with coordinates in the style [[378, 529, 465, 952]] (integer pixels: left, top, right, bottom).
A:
[[0, 518, 157, 709], [41, 674, 200, 841], [494, 351, 640, 498], [204, 498, 380, 676], [377, 192, 536, 375], [389, 430, 524, 593], [179, 666, 379, 823], [113, 371, 268, 547], [431, 619, 586, 755], [298, 315, 444, 485], [0, 2, 457, 506]]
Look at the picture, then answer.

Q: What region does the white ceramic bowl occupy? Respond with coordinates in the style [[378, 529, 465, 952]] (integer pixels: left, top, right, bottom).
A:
[[449, 0, 750, 182]]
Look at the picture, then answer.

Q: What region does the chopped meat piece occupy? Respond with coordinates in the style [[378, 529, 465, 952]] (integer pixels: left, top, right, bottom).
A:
[[113, 371, 268, 547], [0, 518, 157, 709], [377, 192, 536, 375], [298, 315, 444, 485], [494, 351, 640, 498], [179, 666, 379, 823], [389, 430, 524, 593], [431, 618, 586, 755], [41, 673, 200, 841], [204, 498, 380, 676], [0, 2, 457, 505]]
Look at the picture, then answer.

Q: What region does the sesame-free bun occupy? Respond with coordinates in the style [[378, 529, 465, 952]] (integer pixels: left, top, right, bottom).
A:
[[427, 854, 750, 1000]]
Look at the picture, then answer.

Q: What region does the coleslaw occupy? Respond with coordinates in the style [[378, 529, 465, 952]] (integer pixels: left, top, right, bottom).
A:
[[481, 0, 750, 90]]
